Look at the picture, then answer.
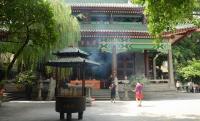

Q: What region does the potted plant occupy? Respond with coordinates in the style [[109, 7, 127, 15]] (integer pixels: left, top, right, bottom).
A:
[[16, 70, 37, 99]]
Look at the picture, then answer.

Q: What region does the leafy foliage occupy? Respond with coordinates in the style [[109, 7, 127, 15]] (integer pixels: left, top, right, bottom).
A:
[[15, 70, 37, 86], [177, 60, 200, 82], [0, 0, 80, 76], [173, 33, 200, 82], [132, 0, 200, 41], [173, 33, 200, 65], [0, 0, 57, 74], [132, 1, 200, 81], [1, 0, 57, 50], [48, 0, 80, 50]]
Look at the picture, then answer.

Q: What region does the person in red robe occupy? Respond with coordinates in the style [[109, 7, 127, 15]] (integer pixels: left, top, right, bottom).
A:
[[134, 82, 144, 107]]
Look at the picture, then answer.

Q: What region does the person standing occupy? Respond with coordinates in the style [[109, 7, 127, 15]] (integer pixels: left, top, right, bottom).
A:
[[188, 81, 193, 93], [108, 75, 113, 88], [134, 82, 144, 107], [109, 82, 116, 103]]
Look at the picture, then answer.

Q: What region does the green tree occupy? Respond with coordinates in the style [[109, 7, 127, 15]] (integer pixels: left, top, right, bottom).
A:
[[0, 0, 56, 75], [177, 60, 200, 83], [15, 70, 37, 86], [49, 0, 80, 50], [132, 0, 200, 40], [173, 33, 200, 65], [0, 0, 80, 77], [131, 0, 200, 82], [173, 32, 200, 83]]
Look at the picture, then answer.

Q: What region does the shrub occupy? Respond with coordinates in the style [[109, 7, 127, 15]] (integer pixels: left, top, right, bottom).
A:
[[15, 70, 37, 86]]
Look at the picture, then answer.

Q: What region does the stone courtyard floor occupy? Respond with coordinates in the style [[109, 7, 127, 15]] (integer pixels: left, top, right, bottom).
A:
[[0, 94, 200, 121]]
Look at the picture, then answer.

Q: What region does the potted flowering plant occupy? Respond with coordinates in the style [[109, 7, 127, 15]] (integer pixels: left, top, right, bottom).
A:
[[16, 71, 37, 99]]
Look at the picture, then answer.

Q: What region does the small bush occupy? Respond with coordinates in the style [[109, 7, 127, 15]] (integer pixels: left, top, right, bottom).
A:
[[15, 70, 37, 86]]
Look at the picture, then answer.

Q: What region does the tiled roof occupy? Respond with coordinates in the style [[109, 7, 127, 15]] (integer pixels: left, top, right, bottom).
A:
[[72, 6, 143, 14], [54, 47, 89, 57], [80, 22, 147, 32], [65, 0, 142, 8], [47, 57, 100, 67], [65, 0, 129, 4], [69, 4, 140, 8], [80, 22, 198, 39]]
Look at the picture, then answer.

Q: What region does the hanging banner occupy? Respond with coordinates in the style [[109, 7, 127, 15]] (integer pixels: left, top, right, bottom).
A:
[[99, 38, 170, 53]]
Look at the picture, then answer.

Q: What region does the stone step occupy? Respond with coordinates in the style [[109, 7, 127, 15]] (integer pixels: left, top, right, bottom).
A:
[[92, 89, 110, 96], [91, 83, 178, 100], [142, 84, 177, 100], [91, 89, 111, 100], [4, 92, 27, 101], [92, 95, 111, 100], [143, 91, 179, 100], [144, 88, 176, 92], [143, 84, 176, 92]]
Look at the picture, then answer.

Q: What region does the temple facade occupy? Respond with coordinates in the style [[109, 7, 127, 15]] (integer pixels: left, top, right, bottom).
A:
[[65, 0, 196, 88]]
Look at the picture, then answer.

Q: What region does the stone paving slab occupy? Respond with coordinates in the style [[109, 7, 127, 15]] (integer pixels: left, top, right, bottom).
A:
[[0, 98, 200, 121]]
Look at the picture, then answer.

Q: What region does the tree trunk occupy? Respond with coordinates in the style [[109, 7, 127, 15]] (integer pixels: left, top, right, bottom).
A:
[[6, 32, 30, 78]]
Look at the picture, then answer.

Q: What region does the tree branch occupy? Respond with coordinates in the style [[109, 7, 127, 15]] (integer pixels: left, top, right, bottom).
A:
[[8, 20, 36, 36], [6, 26, 30, 78], [0, 40, 22, 44]]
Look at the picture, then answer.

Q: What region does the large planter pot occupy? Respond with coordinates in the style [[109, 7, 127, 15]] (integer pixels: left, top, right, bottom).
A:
[[55, 96, 86, 121]]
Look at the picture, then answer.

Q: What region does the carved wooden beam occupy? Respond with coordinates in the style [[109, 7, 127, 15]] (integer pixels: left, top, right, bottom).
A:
[[167, 28, 200, 44]]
